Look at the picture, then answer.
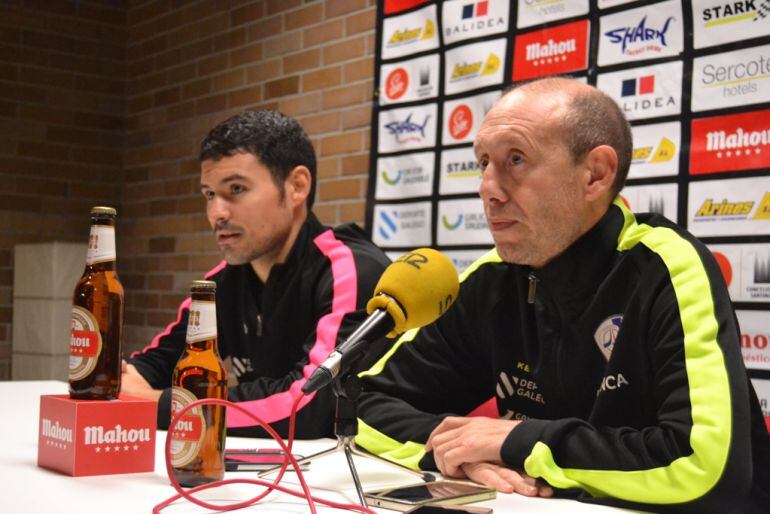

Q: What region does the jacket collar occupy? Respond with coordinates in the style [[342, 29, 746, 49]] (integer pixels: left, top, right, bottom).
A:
[[525, 202, 627, 302], [264, 211, 327, 285]]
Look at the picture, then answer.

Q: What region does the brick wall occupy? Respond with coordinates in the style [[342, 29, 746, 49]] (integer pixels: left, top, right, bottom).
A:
[[0, 2, 127, 379], [0, 0, 378, 373]]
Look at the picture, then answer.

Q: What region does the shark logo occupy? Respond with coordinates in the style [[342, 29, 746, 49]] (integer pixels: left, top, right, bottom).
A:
[[442, 214, 463, 230], [384, 114, 431, 144]]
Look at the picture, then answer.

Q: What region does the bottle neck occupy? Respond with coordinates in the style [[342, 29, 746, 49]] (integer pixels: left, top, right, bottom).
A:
[[86, 221, 117, 268], [186, 298, 218, 347]]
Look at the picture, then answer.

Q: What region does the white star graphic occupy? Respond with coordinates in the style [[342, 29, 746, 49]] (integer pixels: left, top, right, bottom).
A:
[[547, 58, 553, 64], [726, 151, 732, 157], [105, 447, 111, 452], [533, 61, 538, 66], [95, 447, 101, 453], [756, 148, 762, 154], [561, 55, 567, 61], [133, 445, 139, 451], [717, 152, 722, 158], [124, 445, 129, 451], [736, 149, 742, 156], [113, 446, 120, 452]]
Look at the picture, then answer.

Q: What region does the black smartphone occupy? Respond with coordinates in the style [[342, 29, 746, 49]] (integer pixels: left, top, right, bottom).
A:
[[364, 480, 496, 512], [224, 449, 308, 472]]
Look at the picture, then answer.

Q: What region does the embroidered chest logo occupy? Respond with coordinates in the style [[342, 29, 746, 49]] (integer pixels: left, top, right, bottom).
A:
[[496, 371, 546, 405], [594, 315, 623, 360]]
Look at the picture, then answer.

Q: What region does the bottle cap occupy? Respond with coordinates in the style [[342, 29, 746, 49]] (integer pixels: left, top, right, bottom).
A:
[[91, 206, 117, 216]]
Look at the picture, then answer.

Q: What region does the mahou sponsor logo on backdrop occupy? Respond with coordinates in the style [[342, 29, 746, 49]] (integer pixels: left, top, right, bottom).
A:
[[372, 202, 432, 248], [621, 183, 679, 222], [382, 4, 439, 60], [442, 90, 500, 146], [442, 0, 509, 45], [598, 61, 682, 121], [512, 20, 589, 81], [517, 0, 589, 29], [378, 103, 437, 154], [440, 146, 482, 195], [736, 310, 770, 371], [375, 152, 435, 200], [445, 38, 506, 95], [690, 109, 770, 175], [628, 121, 680, 179], [689, 177, 770, 237], [692, 0, 770, 49], [385, 0, 430, 15], [692, 44, 770, 112], [708, 243, 770, 302], [380, 54, 439, 105], [437, 198, 493, 246], [598, 0, 683, 66]]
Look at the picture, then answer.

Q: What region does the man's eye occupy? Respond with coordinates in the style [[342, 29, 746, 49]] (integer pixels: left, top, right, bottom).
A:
[[510, 154, 523, 165], [231, 184, 245, 195], [202, 190, 214, 200], [478, 159, 488, 170]]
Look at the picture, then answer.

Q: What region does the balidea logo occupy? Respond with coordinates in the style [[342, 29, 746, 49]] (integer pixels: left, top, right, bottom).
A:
[[443, 0, 508, 44], [598, 61, 682, 121]]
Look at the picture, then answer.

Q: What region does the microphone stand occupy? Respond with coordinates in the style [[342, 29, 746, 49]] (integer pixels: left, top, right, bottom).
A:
[[259, 371, 433, 506]]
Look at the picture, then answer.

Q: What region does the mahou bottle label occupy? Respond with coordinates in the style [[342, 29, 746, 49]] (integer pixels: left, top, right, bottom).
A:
[[186, 300, 216, 343], [170, 387, 206, 467], [69, 306, 103, 381], [86, 225, 116, 265]]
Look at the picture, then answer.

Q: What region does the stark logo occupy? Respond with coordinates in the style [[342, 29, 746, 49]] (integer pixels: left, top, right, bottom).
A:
[[594, 315, 623, 360]]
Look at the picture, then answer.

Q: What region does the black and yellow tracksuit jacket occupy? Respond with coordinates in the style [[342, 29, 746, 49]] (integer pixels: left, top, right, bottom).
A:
[[356, 199, 770, 513], [130, 213, 390, 439]]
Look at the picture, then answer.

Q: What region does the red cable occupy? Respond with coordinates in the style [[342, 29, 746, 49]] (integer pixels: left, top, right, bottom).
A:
[[153, 395, 378, 514]]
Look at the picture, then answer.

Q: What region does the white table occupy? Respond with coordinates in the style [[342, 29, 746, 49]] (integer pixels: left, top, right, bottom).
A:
[[0, 381, 640, 513]]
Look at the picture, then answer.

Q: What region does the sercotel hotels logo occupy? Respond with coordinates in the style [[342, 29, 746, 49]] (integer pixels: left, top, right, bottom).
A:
[[384, 113, 431, 144]]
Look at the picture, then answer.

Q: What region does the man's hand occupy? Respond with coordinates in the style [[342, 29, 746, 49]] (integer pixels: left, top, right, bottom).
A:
[[461, 462, 553, 498], [425, 416, 520, 477], [120, 360, 162, 401]]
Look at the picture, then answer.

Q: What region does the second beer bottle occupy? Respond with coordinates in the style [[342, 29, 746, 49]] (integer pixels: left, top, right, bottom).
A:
[[169, 280, 228, 487]]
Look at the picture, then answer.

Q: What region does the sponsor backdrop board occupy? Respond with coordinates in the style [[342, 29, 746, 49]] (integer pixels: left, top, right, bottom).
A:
[[368, 0, 770, 380]]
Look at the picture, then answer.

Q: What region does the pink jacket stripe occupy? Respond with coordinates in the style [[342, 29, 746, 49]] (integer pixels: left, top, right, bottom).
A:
[[226, 229, 358, 427]]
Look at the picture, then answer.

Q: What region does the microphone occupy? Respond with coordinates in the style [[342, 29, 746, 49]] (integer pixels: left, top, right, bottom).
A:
[[302, 248, 460, 394]]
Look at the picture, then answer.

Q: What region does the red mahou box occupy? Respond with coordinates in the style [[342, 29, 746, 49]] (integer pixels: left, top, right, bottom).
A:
[[38, 394, 157, 476]]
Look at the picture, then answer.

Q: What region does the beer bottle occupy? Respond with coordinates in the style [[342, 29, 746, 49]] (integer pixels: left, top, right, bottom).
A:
[[69, 206, 124, 400], [170, 280, 227, 487]]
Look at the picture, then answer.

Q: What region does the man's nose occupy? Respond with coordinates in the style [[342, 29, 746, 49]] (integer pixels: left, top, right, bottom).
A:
[[208, 196, 230, 226], [479, 162, 507, 204]]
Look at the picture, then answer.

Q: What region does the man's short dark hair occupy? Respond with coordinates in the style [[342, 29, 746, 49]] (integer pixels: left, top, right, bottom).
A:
[[199, 110, 317, 209], [507, 78, 633, 196]]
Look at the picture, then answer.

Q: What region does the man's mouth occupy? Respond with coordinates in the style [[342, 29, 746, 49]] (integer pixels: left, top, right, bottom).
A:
[[487, 218, 517, 231], [216, 232, 241, 245]]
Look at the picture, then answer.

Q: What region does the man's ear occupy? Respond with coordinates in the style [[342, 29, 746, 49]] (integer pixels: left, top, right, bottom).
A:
[[582, 145, 618, 203], [285, 165, 311, 208]]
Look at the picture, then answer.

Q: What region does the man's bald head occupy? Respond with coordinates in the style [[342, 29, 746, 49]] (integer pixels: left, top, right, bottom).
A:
[[497, 77, 632, 197]]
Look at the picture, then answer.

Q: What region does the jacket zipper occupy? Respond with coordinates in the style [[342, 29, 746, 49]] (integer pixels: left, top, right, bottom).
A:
[[256, 313, 263, 337], [527, 272, 538, 304]]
